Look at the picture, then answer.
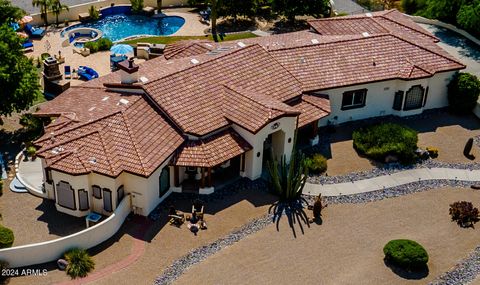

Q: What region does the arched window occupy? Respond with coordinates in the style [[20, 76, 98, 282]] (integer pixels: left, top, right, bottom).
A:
[[404, 85, 424, 111]]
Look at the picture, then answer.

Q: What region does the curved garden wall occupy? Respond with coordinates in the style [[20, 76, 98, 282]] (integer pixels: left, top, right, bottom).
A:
[[0, 195, 131, 268]]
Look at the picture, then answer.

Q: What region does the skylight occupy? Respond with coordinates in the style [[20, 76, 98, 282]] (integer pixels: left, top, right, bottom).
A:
[[118, 98, 129, 105], [365, 12, 373, 17], [139, 76, 149, 83], [102, 96, 110, 101], [237, 42, 246, 48], [88, 107, 96, 112], [362, 32, 370, 37], [311, 39, 319, 44], [190, 58, 200, 64]]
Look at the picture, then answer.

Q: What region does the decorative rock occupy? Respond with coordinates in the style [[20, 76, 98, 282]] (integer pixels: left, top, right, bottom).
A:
[[57, 259, 68, 271]]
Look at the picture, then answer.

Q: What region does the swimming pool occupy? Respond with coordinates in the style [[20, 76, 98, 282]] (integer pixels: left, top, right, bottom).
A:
[[62, 6, 185, 42]]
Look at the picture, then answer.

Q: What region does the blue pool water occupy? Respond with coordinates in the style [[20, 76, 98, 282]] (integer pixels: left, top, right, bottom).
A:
[[62, 6, 185, 42]]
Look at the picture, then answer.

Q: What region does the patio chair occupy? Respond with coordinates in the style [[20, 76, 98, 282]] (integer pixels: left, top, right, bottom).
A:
[[24, 23, 45, 38], [77, 66, 99, 81], [21, 41, 34, 52], [64, 66, 71, 79], [192, 199, 204, 220]]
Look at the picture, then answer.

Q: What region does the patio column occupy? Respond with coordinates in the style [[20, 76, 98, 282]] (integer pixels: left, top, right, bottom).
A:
[[208, 167, 212, 187], [201, 167, 205, 188], [312, 120, 319, 137], [241, 153, 246, 172], [174, 166, 179, 187]]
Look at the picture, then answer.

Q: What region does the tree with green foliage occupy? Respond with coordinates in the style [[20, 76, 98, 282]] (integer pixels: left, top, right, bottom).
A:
[[218, 0, 255, 20], [88, 5, 99, 20], [401, 0, 426, 14], [422, 0, 463, 24], [0, 24, 41, 117], [32, 0, 52, 26], [272, 0, 331, 22], [50, 0, 69, 25], [456, 0, 480, 35], [0, 0, 25, 24], [130, 0, 144, 13], [448, 72, 480, 114]]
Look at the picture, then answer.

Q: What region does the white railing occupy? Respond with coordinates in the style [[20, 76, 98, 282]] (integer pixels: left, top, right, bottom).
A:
[[0, 195, 131, 268]]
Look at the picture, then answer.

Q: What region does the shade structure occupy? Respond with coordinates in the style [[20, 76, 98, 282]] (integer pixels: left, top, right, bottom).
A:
[[110, 44, 134, 55], [19, 16, 33, 24]]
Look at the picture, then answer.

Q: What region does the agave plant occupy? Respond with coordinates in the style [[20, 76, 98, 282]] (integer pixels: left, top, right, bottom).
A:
[[267, 148, 310, 238], [64, 248, 95, 278]]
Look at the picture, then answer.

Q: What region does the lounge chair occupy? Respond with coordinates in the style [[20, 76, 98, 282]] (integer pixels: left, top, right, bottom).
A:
[[25, 24, 45, 38], [64, 66, 71, 79], [21, 41, 34, 52], [77, 66, 99, 81]]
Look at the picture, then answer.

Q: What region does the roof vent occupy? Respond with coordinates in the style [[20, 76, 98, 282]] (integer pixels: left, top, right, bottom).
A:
[[88, 157, 97, 164], [102, 96, 110, 101], [299, 57, 306, 64], [88, 107, 96, 112], [139, 76, 149, 83], [190, 58, 200, 64], [237, 41, 246, 48], [118, 98, 129, 105], [311, 39, 319, 44], [205, 43, 213, 48], [365, 12, 373, 17], [51, 146, 64, 154], [362, 32, 370, 37]]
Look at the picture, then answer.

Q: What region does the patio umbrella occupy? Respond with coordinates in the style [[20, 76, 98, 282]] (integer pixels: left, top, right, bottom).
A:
[[19, 16, 33, 24], [110, 44, 134, 55]]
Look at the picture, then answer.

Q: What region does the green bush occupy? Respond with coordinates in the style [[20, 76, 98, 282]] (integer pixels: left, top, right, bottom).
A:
[[448, 73, 480, 114], [383, 239, 429, 270], [26, 146, 36, 157], [401, 0, 426, 14], [64, 248, 95, 278], [352, 123, 418, 163], [130, 0, 144, 13], [305, 154, 327, 174], [88, 6, 100, 20], [84, 38, 113, 54], [0, 226, 14, 248]]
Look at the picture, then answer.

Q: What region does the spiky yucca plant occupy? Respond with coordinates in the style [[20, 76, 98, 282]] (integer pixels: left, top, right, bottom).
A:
[[64, 248, 95, 278], [267, 149, 310, 238]]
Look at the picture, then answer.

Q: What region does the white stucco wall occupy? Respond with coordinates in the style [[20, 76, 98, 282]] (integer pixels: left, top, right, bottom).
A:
[[48, 156, 172, 217], [30, 1, 189, 26], [232, 116, 297, 180], [317, 72, 457, 126], [0, 194, 131, 268]]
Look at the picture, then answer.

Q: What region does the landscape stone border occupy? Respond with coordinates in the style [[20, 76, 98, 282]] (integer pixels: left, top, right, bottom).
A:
[[153, 178, 480, 284]]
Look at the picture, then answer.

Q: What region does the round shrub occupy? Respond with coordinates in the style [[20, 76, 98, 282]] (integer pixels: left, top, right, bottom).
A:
[[0, 226, 14, 248], [305, 154, 327, 174], [64, 248, 95, 278], [353, 123, 418, 163], [448, 72, 480, 114], [383, 239, 428, 270]]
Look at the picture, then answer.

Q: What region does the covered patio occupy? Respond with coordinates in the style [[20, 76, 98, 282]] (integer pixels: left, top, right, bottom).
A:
[[171, 129, 252, 194]]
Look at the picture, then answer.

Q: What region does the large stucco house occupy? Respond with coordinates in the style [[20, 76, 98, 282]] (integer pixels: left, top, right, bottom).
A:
[[32, 10, 465, 217]]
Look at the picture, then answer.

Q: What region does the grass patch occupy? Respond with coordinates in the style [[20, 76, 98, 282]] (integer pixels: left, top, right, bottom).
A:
[[121, 32, 258, 45]]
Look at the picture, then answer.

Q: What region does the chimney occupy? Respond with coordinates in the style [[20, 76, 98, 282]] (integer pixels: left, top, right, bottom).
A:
[[118, 57, 139, 84]]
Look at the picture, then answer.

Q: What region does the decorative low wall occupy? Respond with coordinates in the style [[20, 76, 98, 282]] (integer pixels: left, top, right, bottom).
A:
[[406, 14, 480, 47], [0, 194, 132, 268], [30, 0, 189, 25]]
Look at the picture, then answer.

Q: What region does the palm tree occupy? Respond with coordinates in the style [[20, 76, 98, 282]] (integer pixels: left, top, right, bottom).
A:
[[267, 142, 310, 238], [50, 0, 68, 25], [32, 0, 52, 26], [210, 0, 218, 39], [156, 0, 162, 13]]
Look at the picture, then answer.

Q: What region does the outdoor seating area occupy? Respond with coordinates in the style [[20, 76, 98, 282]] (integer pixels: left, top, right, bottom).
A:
[[168, 199, 208, 235], [77, 66, 99, 81], [24, 23, 45, 38]]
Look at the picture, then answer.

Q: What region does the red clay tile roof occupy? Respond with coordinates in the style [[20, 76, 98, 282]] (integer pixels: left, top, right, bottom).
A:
[[308, 9, 438, 42], [173, 129, 252, 167], [144, 44, 303, 136], [292, 95, 331, 127], [35, 95, 184, 177], [223, 85, 300, 133], [269, 34, 465, 91], [163, 40, 215, 60]]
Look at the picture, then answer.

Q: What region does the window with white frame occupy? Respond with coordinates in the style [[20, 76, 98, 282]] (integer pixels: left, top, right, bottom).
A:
[[341, 89, 367, 110], [403, 85, 424, 111]]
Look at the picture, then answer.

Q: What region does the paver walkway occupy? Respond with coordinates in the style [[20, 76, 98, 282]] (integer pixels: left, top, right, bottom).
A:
[[304, 167, 480, 196]]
